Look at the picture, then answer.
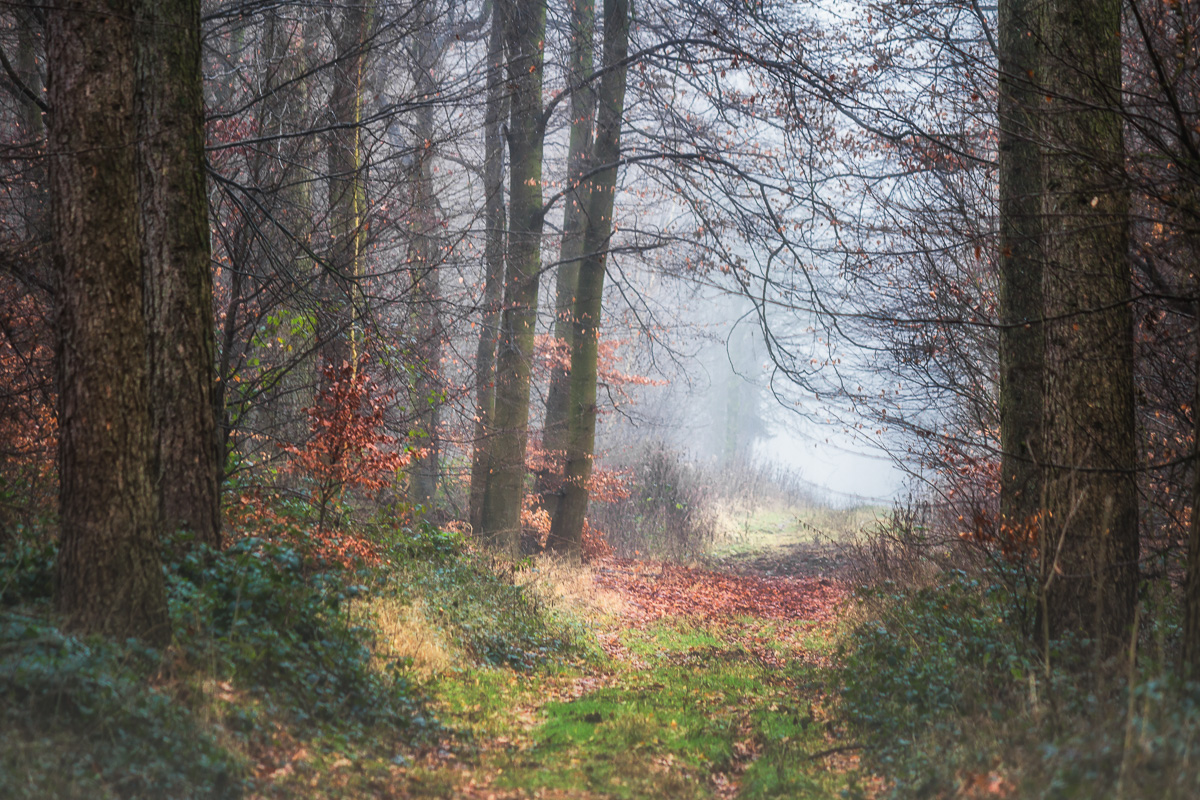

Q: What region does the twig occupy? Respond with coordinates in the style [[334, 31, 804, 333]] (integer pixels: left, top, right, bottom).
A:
[[806, 743, 865, 761]]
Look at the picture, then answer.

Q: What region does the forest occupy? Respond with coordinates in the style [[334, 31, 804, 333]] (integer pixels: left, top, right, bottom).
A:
[[1, 0, 1199, 796]]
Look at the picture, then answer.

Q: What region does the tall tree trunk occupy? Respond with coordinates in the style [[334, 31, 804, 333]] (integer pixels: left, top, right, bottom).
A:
[[540, 0, 597, 526], [1038, 0, 1137, 654], [468, 8, 509, 534], [996, 0, 1044, 536], [480, 0, 549, 556], [48, 0, 168, 643], [407, 15, 444, 515], [136, 0, 222, 549], [546, 0, 630, 558], [322, 2, 370, 371]]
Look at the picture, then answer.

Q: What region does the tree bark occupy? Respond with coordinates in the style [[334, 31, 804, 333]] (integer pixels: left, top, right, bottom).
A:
[[547, 0, 630, 558], [540, 0, 597, 527], [469, 7, 509, 535], [136, 0, 222, 549], [321, 1, 370, 372], [1038, 0, 1138, 654], [996, 0, 1044, 536], [407, 13, 444, 515], [49, 0, 168, 643], [480, 0, 549, 556]]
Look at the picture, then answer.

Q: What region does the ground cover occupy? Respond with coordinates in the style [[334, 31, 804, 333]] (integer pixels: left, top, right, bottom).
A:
[[2, 504, 877, 799]]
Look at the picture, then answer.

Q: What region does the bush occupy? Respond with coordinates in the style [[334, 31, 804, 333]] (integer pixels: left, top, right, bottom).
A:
[[167, 535, 425, 731], [590, 444, 718, 560], [0, 525, 55, 606], [0, 611, 241, 800], [836, 565, 1200, 799]]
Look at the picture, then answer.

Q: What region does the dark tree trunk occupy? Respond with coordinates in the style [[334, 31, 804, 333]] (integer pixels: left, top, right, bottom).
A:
[[996, 0, 1044, 536], [407, 16, 444, 515], [136, 0, 222, 548], [547, 0, 630, 558], [480, 0, 549, 556], [468, 8, 509, 535], [49, 0, 168, 644], [1038, 0, 1138, 654], [321, 1, 370, 371], [539, 0, 596, 527]]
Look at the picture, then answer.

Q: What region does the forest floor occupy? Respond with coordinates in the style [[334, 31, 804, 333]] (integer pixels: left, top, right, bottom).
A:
[[264, 506, 880, 799]]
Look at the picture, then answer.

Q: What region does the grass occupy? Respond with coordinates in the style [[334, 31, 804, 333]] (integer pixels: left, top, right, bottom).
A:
[[424, 614, 862, 800]]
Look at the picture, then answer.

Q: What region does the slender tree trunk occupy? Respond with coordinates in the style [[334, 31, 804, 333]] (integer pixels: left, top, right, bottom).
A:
[[547, 0, 630, 558], [407, 18, 444, 515], [480, 0, 549, 556], [136, 0, 222, 548], [540, 0, 597, 527], [1038, 0, 1137, 654], [996, 0, 1044, 536], [49, 0, 168, 643], [469, 8, 509, 535], [322, 1, 370, 371]]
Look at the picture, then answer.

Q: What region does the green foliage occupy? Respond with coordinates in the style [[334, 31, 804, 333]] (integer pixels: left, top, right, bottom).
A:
[[836, 571, 1034, 792], [167, 536, 425, 732], [0, 611, 241, 800], [835, 568, 1200, 799], [840, 572, 1031, 731], [385, 520, 466, 563], [0, 525, 55, 606], [391, 547, 588, 671]]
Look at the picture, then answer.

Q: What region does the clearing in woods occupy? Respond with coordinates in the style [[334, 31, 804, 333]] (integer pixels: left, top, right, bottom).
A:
[[346, 505, 879, 800]]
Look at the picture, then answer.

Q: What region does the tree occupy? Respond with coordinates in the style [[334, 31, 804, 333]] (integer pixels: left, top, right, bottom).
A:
[[136, 0, 222, 548], [480, 0, 551, 555], [995, 0, 1043, 535], [1036, 0, 1138, 651], [49, 0, 168, 643], [538, 0, 597, 523], [546, 0, 631, 557], [468, 6, 510, 534]]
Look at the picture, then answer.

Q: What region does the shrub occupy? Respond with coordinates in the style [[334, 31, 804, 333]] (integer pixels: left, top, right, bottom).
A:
[[590, 444, 718, 560], [0, 525, 55, 606], [0, 611, 241, 800], [167, 535, 425, 731]]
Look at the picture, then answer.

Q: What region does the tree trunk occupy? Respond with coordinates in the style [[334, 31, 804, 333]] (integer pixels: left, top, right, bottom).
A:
[[49, 0, 168, 643], [540, 0, 597, 527], [1038, 0, 1137, 654], [996, 0, 1044, 537], [321, 1, 370, 371], [407, 16, 444, 515], [547, 0, 630, 558], [480, 0, 549, 556], [136, 0, 222, 549], [469, 7, 509, 535]]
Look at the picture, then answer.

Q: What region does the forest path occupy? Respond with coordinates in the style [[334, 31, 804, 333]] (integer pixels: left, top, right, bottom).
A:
[[409, 511, 871, 800]]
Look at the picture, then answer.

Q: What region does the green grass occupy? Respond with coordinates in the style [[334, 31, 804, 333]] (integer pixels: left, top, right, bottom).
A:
[[409, 616, 861, 800]]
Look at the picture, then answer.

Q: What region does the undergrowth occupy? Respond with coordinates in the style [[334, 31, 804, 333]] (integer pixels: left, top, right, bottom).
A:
[[0, 518, 593, 798], [836, 562, 1200, 799]]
